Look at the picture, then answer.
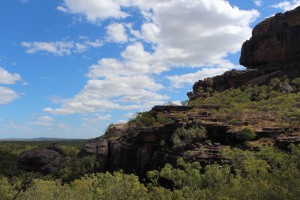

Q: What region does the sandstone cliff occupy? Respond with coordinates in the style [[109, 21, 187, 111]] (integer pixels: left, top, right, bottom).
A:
[[240, 6, 300, 68]]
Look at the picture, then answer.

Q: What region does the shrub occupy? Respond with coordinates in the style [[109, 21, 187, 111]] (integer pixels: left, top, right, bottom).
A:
[[237, 127, 256, 142], [128, 111, 156, 127], [174, 113, 189, 121], [172, 126, 207, 147], [156, 114, 175, 124]]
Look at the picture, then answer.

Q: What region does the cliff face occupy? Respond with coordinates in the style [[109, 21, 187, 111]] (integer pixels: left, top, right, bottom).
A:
[[78, 105, 299, 177], [78, 106, 232, 177], [240, 6, 300, 68]]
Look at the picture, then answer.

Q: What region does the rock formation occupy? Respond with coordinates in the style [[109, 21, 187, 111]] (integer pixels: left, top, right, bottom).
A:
[[77, 105, 235, 176], [240, 6, 300, 68], [18, 144, 63, 173]]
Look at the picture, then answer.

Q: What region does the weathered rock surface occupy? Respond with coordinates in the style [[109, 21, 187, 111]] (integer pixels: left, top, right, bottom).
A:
[[187, 69, 279, 100], [276, 134, 300, 150], [47, 143, 64, 155], [79, 103, 299, 177], [240, 6, 300, 68], [18, 146, 62, 173], [77, 138, 109, 171], [78, 106, 235, 176]]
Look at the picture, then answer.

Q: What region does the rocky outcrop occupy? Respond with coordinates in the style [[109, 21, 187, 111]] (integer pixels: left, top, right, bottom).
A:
[[187, 69, 280, 100], [78, 106, 234, 176], [18, 144, 63, 173], [240, 6, 300, 68], [276, 134, 300, 150], [78, 138, 109, 171]]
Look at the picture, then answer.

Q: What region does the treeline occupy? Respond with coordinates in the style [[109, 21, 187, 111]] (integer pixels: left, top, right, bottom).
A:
[[0, 144, 299, 200]]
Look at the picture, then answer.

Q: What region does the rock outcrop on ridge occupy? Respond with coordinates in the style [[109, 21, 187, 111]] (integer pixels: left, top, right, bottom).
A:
[[240, 6, 300, 68]]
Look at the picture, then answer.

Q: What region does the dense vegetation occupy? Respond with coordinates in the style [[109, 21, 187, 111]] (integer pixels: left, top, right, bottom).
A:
[[189, 77, 300, 130], [0, 142, 299, 200]]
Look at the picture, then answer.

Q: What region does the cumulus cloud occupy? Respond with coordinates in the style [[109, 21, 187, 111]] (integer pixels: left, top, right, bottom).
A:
[[0, 67, 21, 84], [0, 67, 21, 105], [144, 0, 258, 67], [271, 0, 300, 11], [0, 86, 20, 105], [21, 41, 73, 56], [87, 42, 168, 78], [21, 39, 102, 56], [46, 0, 259, 115], [167, 62, 237, 88], [30, 116, 55, 127], [82, 114, 111, 122], [39, 116, 54, 122], [58, 0, 128, 23], [44, 74, 168, 114], [106, 23, 128, 43]]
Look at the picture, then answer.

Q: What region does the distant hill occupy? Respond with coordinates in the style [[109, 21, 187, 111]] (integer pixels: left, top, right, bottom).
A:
[[0, 137, 87, 142]]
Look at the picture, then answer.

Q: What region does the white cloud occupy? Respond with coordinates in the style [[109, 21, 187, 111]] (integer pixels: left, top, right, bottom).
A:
[[39, 116, 54, 122], [106, 23, 128, 43], [47, 0, 259, 115], [87, 42, 168, 78], [58, 0, 128, 23], [143, 0, 258, 67], [21, 39, 103, 56], [0, 86, 20, 105], [82, 114, 111, 122], [57, 0, 259, 67], [0, 67, 21, 105], [44, 75, 168, 114], [0, 67, 21, 84], [31, 116, 54, 127], [140, 23, 160, 43], [21, 41, 74, 56], [85, 39, 102, 48], [271, 0, 300, 11], [167, 62, 237, 88], [254, 0, 263, 7]]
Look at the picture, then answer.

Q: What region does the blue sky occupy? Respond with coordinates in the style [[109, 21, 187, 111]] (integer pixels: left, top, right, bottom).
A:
[[0, 0, 299, 139]]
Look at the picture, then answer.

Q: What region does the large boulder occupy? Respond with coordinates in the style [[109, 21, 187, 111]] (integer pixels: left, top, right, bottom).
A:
[[240, 6, 300, 68], [18, 148, 61, 173]]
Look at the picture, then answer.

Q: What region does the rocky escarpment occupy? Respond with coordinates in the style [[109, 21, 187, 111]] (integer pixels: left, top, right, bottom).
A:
[[18, 144, 63, 174], [187, 69, 282, 100], [78, 106, 233, 176], [240, 6, 300, 68], [78, 105, 299, 177]]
